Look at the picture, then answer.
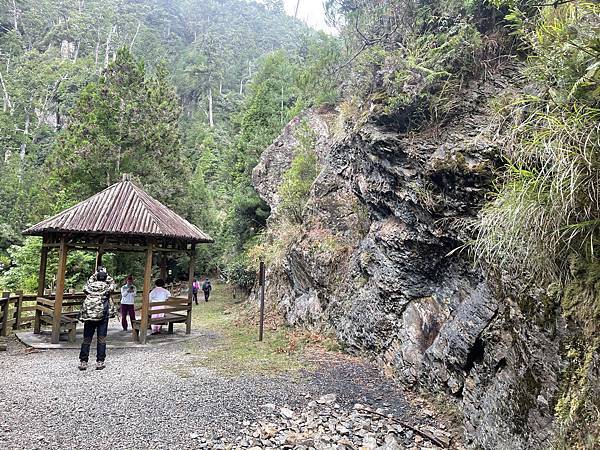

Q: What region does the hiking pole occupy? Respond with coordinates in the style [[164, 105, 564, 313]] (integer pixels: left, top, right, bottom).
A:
[[258, 259, 265, 342]]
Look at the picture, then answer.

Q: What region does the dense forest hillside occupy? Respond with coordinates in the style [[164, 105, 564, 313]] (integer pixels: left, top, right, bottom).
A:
[[0, 0, 338, 287]]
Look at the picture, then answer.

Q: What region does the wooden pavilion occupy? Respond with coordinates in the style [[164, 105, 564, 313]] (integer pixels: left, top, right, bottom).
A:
[[22, 175, 213, 344]]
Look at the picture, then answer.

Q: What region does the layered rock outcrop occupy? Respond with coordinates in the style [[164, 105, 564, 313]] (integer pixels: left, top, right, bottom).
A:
[[252, 70, 565, 448]]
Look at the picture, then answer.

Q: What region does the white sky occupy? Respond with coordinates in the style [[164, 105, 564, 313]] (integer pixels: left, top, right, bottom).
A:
[[282, 0, 336, 34]]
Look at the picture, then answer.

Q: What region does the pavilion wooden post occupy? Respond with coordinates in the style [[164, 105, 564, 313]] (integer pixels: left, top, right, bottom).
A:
[[34, 241, 49, 334], [258, 259, 266, 342], [0, 292, 9, 337], [13, 290, 23, 330], [95, 250, 104, 270], [140, 243, 154, 344], [51, 238, 68, 344], [160, 254, 167, 281], [186, 244, 196, 334]]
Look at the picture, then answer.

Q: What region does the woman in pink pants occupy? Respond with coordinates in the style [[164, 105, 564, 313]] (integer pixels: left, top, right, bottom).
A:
[[120, 275, 136, 331]]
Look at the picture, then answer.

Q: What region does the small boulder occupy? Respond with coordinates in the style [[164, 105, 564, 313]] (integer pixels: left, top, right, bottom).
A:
[[317, 393, 337, 404], [280, 407, 295, 419]]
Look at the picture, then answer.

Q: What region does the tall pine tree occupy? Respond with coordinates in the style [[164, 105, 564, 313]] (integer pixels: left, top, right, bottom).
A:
[[51, 47, 189, 209]]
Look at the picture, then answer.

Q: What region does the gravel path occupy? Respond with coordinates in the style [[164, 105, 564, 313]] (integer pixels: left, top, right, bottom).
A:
[[0, 335, 459, 450]]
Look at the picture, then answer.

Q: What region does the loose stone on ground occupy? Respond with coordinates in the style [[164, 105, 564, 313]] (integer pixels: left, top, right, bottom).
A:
[[220, 397, 453, 449]]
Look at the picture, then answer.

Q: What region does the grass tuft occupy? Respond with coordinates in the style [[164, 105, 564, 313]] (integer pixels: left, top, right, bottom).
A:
[[474, 104, 600, 285]]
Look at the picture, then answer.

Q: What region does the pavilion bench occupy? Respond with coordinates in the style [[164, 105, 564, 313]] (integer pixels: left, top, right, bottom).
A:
[[34, 297, 80, 343], [131, 296, 192, 342]]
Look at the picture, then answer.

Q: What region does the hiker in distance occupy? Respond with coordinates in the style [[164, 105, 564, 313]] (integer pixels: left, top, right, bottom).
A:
[[192, 278, 200, 305], [78, 267, 116, 371], [120, 275, 136, 331], [201, 277, 212, 302]]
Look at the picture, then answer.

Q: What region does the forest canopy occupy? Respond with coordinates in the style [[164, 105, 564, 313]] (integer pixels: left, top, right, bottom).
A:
[[0, 0, 339, 289]]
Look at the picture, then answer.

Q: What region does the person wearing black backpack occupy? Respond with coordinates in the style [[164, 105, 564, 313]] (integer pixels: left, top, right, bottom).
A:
[[201, 278, 212, 302]]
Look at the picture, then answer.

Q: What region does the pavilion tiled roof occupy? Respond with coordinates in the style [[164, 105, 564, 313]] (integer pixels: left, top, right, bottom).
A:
[[23, 180, 213, 243]]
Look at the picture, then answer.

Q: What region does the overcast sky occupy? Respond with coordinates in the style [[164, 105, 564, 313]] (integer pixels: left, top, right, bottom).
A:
[[282, 0, 336, 34]]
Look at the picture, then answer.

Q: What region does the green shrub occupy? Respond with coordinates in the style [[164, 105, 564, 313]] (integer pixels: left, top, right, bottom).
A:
[[475, 0, 600, 284], [382, 21, 482, 123], [278, 121, 319, 223], [0, 237, 97, 293], [222, 252, 256, 292], [331, 0, 492, 130]]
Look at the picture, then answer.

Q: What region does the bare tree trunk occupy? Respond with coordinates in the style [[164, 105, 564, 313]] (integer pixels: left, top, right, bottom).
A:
[[116, 145, 121, 175], [117, 98, 125, 174], [104, 25, 116, 68], [36, 75, 67, 131], [74, 41, 80, 62], [239, 77, 244, 95], [219, 79, 223, 96], [130, 21, 141, 51], [208, 88, 214, 127], [0, 68, 13, 114], [94, 27, 101, 67], [19, 113, 30, 162], [294, 0, 301, 18], [11, 0, 19, 32]]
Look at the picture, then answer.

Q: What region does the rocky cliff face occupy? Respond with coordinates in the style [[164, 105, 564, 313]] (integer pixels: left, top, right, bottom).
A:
[[252, 68, 565, 448]]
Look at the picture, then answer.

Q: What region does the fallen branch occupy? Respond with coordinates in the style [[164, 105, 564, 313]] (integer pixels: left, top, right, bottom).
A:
[[530, 0, 577, 7], [355, 406, 450, 448]]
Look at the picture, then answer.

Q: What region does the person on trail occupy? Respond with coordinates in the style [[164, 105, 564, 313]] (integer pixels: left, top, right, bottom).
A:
[[191, 278, 200, 305], [150, 278, 171, 334], [201, 278, 212, 302], [120, 275, 136, 332], [78, 268, 116, 371]]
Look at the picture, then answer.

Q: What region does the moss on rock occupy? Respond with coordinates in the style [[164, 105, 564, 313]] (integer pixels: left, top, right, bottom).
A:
[[554, 257, 600, 448]]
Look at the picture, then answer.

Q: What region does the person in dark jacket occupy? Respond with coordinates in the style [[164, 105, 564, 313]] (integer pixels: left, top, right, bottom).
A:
[[201, 278, 212, 302], [78, 268, 115, 371]]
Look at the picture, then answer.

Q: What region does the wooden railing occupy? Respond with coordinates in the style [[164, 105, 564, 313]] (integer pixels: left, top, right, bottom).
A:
[[0, 284, 188, 337], [0, 291, 120, 337], [0, 291, 38, 337], [165, 281, 185, 297]]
